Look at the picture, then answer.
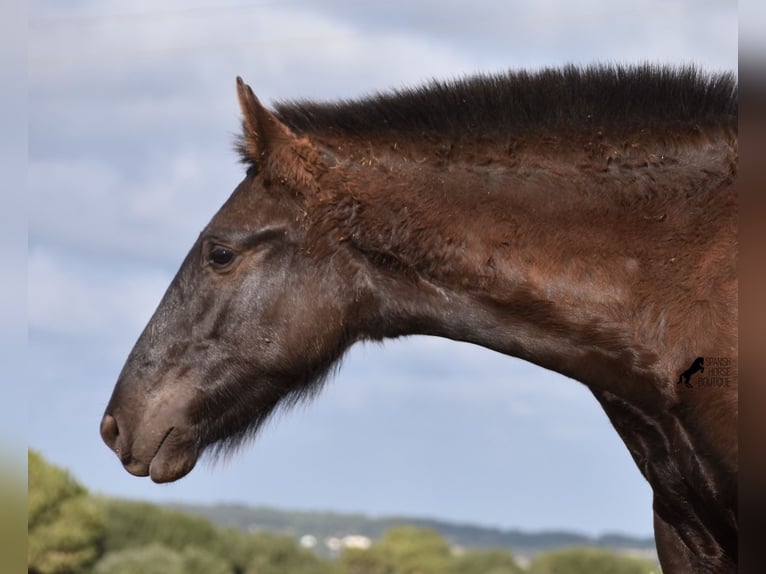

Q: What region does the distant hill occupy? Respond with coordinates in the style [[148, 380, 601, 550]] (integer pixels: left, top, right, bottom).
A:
[[165, 502, 657, 560]]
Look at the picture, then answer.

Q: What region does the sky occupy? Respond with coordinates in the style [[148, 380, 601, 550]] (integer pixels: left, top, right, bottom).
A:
[[24, 0, 737, 538]]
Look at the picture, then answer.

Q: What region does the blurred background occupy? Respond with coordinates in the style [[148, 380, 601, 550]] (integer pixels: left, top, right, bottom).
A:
[[19, 0, 743, 572]]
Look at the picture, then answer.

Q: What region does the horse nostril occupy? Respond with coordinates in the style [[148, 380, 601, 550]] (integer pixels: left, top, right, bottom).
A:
[[100, 414, 120, 451]]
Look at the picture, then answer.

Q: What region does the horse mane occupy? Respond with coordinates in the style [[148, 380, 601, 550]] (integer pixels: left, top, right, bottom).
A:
[[269, 64, 737, 144]]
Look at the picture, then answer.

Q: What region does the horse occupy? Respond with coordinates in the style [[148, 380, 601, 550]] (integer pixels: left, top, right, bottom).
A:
[[100, 64, 738, 573]]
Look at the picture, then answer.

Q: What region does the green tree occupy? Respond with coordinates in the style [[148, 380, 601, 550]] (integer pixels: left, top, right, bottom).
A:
[[180, 546, 234, 574], [337, 546, 394, 574], [92, 544, 184, 574], [99, 498, 254, 572], [100, 498, 226, 554], [93, 544, 233, 574], [243, 532, 333, 574], [452, 549, 525, 574], [377, 526, 453, 574], [337, 526, 455, 574], [28, 450, 105, 574], [529, 547, 659, 574]]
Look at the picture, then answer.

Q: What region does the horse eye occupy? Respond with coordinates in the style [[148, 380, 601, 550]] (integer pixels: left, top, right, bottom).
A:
[[209, 246, 236, 268]]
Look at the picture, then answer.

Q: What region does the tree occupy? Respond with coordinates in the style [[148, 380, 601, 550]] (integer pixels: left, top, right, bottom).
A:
[[91, 544, 235, 574], [243, 531, 333, 574], [376, 525, 454, 574], [180, 546, 235, 574], [99, 497, 258, 571], [28, 450, 105, 574], [100, 499, 225, 553], [336, 526, 455, 574], [528, 547, 659, 574], [91, 544, 184, 574], [337, 547, 394, 574], [452, 549, 525, 574]]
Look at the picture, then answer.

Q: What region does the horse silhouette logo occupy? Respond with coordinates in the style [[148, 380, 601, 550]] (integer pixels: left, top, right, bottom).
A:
[[678, 357, 704, 388]]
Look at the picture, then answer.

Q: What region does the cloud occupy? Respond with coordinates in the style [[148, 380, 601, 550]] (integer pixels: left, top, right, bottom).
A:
[[28, 151, 239, 265], [28, 247, 171, 337], [285, 0, 738, 72], [28, 1, 476, 100]]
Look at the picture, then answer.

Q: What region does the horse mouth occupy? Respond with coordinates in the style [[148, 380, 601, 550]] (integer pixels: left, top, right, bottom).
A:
[[113, 424, 199, 483], [146, 426, 199, 483], [101, 388, 202, 483]]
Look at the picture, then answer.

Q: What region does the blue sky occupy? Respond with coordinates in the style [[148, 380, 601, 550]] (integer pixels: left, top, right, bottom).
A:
[[25, 0, 737, 537]]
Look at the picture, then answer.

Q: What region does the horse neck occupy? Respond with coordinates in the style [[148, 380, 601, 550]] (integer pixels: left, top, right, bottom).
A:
[[320, 135, 736, 401]]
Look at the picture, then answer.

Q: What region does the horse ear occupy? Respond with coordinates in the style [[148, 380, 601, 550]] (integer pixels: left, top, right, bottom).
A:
[[235, 77, 321, 190]]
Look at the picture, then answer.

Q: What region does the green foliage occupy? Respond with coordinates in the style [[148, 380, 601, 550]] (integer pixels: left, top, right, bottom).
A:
[[528, 547, 659, 574], [337, 526, 456, 574], [452, 549, 525, 574], [28, 450, 659, 574], [28, 450, 105, 574], [243, 532, 333, 574], [337, 547, 394, 574], [100, 498, 224, 553], [91, 543, 183, 574], [99, 497, 255, 571], [167, 503, 656, 557], [377, 525, 454, 574], [337, 527, 527, 574], [91, 544, 234, 574], [29, 451, 326, 574], [180, 546, 235, 574], [0, 455, 26, 574]]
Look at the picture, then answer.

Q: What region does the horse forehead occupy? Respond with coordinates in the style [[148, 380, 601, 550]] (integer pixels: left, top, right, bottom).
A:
[[210, 181, 294, 228]]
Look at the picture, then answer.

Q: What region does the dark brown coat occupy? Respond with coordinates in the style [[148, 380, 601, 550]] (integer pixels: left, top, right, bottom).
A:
[[102, 65, 738, 573]]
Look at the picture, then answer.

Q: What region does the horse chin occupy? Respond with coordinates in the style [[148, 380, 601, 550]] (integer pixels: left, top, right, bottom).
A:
[[146, 426, 200, 483]]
